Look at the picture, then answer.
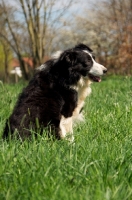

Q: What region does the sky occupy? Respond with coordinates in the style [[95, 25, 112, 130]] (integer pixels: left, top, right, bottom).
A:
[[6, 0, 91, 27], [8, 0, 90, 16]]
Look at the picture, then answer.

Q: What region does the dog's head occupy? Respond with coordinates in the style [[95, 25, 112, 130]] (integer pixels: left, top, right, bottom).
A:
[[53, 44, 107, 86], [74, 43, 107, 82]]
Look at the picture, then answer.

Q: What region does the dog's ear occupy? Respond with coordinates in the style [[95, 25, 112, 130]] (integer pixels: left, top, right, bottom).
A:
[[60, 51, 78, 65]]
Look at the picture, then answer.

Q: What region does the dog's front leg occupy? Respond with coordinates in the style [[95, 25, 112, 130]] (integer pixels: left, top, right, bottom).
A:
[[59, 116, 74, 142]]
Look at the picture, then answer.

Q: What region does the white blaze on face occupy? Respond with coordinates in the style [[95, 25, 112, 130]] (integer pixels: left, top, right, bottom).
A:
[[89, 58, 106, 76], [83, 50, 107, 76]]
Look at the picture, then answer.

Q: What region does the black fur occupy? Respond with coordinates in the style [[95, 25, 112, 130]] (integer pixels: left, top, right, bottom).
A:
[[3, 44, 94, 140]]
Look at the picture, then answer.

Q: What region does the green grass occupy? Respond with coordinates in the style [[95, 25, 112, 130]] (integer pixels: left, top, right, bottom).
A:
[[0, 76, 132, 200]]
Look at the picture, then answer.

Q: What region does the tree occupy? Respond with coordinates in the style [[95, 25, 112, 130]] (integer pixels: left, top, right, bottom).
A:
[[87, 0, 132, 74], [107, 0, 132, 74], [0, 0, 75, 80], [0, 41, 12, 83], [0, 2, 29, 80], [0, 6, 13, 82]]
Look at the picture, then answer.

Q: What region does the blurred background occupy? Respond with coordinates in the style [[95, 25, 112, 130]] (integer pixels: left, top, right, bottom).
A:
[[0, 0, 131, 83]]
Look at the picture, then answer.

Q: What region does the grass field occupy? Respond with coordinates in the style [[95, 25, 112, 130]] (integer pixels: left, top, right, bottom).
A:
[[0, 76, 132, 200]]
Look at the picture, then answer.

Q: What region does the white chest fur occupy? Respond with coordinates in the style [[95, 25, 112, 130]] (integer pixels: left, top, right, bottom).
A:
[[59, 77, 92, 142], [72, 77, 92, 124]]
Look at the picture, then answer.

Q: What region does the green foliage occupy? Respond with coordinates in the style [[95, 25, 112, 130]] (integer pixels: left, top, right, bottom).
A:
[[0, 76, 132, 200]]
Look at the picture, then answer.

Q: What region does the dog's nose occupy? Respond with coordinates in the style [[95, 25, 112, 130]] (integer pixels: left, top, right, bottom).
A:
[[103, 69, 107, 74]]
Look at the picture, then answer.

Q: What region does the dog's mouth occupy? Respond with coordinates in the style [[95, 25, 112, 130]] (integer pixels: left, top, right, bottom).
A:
[[88, 74, 101, 82]]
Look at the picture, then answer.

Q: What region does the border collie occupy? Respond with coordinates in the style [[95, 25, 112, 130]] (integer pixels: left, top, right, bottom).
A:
[[3, 44, 107, 141]]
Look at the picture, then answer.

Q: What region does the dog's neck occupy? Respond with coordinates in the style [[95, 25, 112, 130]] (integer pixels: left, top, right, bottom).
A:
[[72, 77, 92, 95]]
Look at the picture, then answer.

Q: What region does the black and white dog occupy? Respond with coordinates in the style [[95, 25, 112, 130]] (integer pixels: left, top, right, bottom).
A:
[[3, 44, 107, 141]]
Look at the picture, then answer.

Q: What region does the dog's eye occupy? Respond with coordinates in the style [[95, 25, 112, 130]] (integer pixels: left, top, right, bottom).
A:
[[87, 56, 92, 62]]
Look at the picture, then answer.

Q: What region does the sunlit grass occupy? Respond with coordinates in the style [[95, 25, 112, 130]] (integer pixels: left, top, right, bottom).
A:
[[0, 76, 132, 200]]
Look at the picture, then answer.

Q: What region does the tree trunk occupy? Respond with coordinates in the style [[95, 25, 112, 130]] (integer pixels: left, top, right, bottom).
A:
[[18, 54, 29, 80]]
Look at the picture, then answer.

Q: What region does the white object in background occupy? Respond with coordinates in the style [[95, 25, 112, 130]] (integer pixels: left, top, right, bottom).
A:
[[10, 67, 22, 77]]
